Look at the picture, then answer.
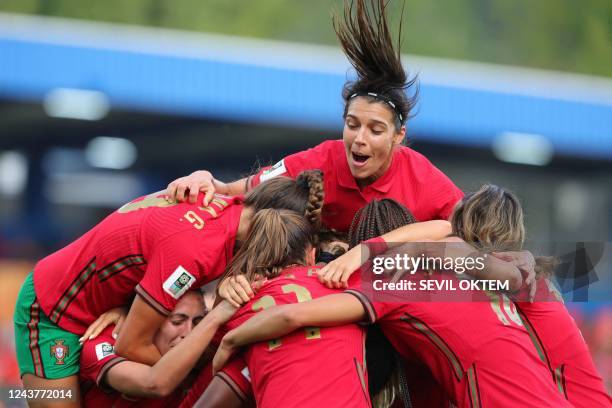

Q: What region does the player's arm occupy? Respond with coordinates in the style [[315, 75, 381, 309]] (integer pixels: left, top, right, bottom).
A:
[[106, 302, 235, 398], [166, 143, 330, 205], [166, 170, 248, 205], [429, 237, 524, 291], [114, 295, 165, 365], [213, 293, 365, 372], [319, 220, 452, 288]]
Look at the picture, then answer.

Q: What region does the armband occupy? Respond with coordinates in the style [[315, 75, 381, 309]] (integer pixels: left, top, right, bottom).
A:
[[363, 237, 388, 258]]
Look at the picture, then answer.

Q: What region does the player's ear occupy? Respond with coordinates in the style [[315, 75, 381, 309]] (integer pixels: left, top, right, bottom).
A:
[[305, 246, 317, 266], [393, 125, 406, 146]]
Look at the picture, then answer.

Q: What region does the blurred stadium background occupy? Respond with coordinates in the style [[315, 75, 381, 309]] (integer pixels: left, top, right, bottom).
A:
[[0, 1, 610, 404]]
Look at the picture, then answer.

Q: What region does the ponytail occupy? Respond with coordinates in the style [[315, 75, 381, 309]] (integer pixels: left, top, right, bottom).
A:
[[245, 170, 324, 230], [535, 256, 558, 279], [297, 170, 324, 231], [335, 0, 418, 130], [219, 209, 315, 284]]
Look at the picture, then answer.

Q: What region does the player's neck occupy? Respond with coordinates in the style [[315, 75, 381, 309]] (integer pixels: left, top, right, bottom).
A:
[[234, 206, 255, 251]]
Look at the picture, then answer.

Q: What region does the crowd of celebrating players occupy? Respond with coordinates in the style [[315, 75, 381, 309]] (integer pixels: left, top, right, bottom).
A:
[[13, 1, 609, 407]]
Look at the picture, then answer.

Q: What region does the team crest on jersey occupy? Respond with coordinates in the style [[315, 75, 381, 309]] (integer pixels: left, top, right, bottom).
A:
[[50, 340, 69, 365], [95, 342, 115, 361], [163, 266, 196, 299], [260, 159, 287, 182]]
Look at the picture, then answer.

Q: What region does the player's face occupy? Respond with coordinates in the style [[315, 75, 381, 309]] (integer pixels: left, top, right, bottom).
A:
[[343, 97, 405, 185], [153, 291, 206, 355]]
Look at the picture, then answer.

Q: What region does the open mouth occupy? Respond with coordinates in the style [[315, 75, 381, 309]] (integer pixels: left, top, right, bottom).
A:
[[351, 152, 370, 166]]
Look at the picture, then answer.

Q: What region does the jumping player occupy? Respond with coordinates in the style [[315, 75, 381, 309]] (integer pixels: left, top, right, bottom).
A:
[[213, 195, 572, 407], [12, 170, 323, 407], [165, 0, 463, 233]]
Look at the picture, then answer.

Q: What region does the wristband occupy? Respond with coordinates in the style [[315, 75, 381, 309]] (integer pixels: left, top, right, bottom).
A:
[[363, 237, 388, 258]]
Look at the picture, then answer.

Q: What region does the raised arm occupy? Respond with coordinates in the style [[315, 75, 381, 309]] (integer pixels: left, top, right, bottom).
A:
[[427, 237, 523, 291], [319, 220, 452, 288], [105, 301, 235, 398], [166, 170, 248, 205], [213, 293, 365, 373]]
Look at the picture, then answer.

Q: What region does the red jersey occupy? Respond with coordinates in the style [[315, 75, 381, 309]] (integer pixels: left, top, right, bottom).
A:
[[34, 192, 242, 334], [249, 140, 463, 231], [515, 278, 611, 407], [224, 265, 369, 408], [80, 327, 182, 408], [347, 272, 571, 408], [178, 356, 252, 408]]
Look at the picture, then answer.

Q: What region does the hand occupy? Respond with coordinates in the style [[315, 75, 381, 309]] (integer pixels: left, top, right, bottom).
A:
[[80, 306, 127, 343], [166, 170, 227, 206], [493, 250, 537, 300], [317, 244, 364, 289], [212, 336, 237, 374], [218, 275, 257, 308], [207, 300, 238, 325], [492, 250, 536, 285]]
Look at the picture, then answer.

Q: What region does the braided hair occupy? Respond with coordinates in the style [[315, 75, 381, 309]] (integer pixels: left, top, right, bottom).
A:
[[348, 198, 416, 408], [348, 198, 415, 249], [244, 169, 324, 232]]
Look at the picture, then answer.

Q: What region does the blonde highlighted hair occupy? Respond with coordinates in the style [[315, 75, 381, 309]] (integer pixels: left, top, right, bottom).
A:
[[451, 184, 524, 252], [452, 184, 556, 277]]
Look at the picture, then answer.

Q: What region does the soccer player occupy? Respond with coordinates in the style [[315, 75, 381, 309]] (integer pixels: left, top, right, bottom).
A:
[[213, 195, 572, 407], [165, 0, 463, 232], [215, 207, 371, 407], [80, 291, 234, 407], [13, 170, 323, 407], [460, 192, 612, 408]]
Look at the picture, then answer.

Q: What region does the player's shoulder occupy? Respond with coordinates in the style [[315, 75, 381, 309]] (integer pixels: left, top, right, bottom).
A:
[[281, 265, 322, 281], [395, 145, 436, 168], [81, 327, 117, 363], [395, 145, 457, 185], [309, 139, 343, 153], [291, 139, 342, 163], [254, 266, 322, 293]]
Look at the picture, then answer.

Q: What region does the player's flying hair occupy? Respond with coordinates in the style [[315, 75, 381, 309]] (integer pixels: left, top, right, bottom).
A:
[[335, 0, 418, 131]]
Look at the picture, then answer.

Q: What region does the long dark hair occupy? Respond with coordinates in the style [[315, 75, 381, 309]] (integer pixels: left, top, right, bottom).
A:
[[335, 0, 418, 130], [349, 198, 416, 248], [244, 170, 324, 231], [349, 199, 415, 407]]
